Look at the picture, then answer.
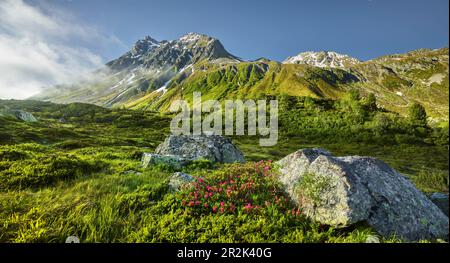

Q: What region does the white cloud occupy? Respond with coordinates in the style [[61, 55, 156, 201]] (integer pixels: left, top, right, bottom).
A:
[[0, 0, 121, 99]]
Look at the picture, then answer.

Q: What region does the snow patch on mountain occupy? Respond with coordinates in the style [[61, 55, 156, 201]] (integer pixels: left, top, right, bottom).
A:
[[155, 79, 171, 94], [283, 51, 360, 69], [179, 32, 202, 43]]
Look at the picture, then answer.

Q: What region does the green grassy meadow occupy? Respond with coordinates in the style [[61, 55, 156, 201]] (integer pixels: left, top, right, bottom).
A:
[[0, 94, 448, 243]]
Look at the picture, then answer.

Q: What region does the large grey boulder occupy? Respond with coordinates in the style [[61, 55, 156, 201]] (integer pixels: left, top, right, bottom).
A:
[[277, 148, 449, 241], [155, 134, 245, 163], [141, 153, 190, 170], [0, 107, 37, 122], [12, 110, 37, 122]]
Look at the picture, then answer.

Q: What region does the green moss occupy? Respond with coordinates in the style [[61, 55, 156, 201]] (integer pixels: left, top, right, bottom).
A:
[[295, 173, 334, 205]]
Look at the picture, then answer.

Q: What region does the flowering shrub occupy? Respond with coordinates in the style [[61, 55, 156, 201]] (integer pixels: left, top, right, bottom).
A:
[[178, 161, 302, 216]]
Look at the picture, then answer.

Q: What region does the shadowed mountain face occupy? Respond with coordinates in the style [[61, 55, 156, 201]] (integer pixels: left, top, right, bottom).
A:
[[35, 33, 240, 107], [106, 33, 239, 72], [35, 33, 449, 119]]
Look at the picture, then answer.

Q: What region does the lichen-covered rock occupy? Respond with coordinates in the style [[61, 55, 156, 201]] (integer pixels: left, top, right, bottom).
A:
[[277, 148, 449, 241], [429, 193, 449, 216], [276, 148, 332, 196], [0, 107, 37, 122], [168, 172, 195, 192], [141, 153, 189, 170], [12, 110, 37, 122], [155, 134, 245, 163]]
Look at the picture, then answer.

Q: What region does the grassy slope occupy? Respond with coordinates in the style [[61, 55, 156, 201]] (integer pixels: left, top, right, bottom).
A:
[[352, 48, 449, 118], [127, 61, 356, 112], [0, 99, 448, 242]]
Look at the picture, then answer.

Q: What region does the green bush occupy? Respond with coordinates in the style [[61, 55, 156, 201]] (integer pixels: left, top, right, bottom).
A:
[[394, 134, 423, 144], [0, 148, 28, 161], [413, 169, 449, 193], [54, 140, 94, 150], [185, 158, 214, 171], [408, 102, 427, 127], [367, 113, 393, 135], [429, 126, 449, 146], [178, 161, 293, 215], [118, 182, 169, 213], [0, 153, 104, 190]]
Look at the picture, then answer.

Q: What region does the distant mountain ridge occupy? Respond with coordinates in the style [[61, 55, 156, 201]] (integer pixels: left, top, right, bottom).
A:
[[283, 51, 361, 69], [35, 33, 449, 120]]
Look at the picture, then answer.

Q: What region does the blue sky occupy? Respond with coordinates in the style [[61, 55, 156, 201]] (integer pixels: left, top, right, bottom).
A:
[[49, 0, 449, 62], [0, 0, 448, 99]]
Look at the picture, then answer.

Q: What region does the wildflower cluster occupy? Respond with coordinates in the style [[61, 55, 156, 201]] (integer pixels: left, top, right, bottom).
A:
[[179, 161, 300, 216]]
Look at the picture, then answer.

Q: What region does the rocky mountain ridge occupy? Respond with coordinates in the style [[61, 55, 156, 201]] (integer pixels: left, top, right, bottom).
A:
[[34, 33, 449, 119], [283, 51, 361, 69]]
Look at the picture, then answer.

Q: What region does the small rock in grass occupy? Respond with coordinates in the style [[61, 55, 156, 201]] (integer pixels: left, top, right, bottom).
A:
[[169, 172, 195, 192], [365, 235, 381, 243]]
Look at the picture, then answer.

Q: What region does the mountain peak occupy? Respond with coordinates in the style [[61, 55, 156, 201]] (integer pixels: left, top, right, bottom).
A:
[[143, 35, 159, 42], [106, 32, 238, 72], [179, 32, 210, 42], [283, 51, 360, 68], [131, 36, 160, 57]]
